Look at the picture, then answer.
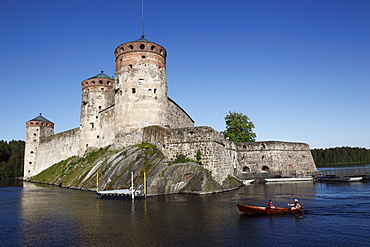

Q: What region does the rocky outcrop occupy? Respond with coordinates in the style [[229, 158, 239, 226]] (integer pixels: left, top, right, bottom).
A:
[[29, 143, 242, 195]]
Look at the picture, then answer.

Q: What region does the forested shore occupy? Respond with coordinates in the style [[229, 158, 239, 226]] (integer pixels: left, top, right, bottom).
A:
[[311, 147, 370, 167], [0, 140, 24, 179]]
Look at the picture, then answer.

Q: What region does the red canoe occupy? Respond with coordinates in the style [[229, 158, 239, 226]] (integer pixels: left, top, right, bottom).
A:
[[236, 204, 303, 215]]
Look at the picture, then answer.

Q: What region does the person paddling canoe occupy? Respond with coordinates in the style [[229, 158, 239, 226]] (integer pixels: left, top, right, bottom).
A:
[[267, 199, 276, 210], [288, 199, 302, 210]]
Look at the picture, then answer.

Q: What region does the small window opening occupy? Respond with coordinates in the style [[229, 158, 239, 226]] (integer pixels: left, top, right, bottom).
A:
[[140, 44, 145, 50], [90, 123, 94, 128], [129, 45, 133, 50], [154, 89, 157, 94], [97, 135, 100, 139], [99, 80, 103, 84], [151, 45, 156, 51], [262, 165, 270, 173], [242, 166, 250, 173], [132, 88, 136, 93], [29, 162, 32, 164], [129, 64, 132, 69], [142, 55, 146, 59]]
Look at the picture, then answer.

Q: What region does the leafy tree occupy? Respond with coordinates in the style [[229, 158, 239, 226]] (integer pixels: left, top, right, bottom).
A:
[[222, 111, 256, 143]]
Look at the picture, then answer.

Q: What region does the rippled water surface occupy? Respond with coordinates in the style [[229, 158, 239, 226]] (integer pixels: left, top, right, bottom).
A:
[[1, 179, 369, 246]]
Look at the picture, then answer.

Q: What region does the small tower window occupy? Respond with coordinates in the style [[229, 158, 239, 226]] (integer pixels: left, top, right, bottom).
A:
[[90, 123, 94, 128], [154, 89, 157, 94], [132, 88, 136, 93], [129, 45, 133, 50], [142, 55, 146, 59], [99, 80, 103, 84], [151, 45, 156, 51], [129, 64, 132, 69], [140, 44, 145, 50]]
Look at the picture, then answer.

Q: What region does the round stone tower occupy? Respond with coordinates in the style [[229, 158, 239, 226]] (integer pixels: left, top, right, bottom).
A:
[[79, 71, 114, 155], [24, 114, 54, 179], [114, 37, 168, 136]]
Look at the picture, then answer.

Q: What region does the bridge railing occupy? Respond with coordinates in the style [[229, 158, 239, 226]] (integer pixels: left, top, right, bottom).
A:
[[320, 167, 370, 176]]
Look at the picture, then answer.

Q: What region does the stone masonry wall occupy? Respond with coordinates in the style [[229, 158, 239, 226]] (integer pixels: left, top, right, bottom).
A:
[[98, 106, 115, 149], [143, 126, 318, 184], [35, 128, 80, 176], [143, 126, 235, 184], [167, 98, 194, 128], [235, 141, 317, 179]]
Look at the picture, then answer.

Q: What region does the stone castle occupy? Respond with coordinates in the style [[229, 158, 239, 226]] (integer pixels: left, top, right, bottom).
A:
[[24, 37, 317, 183]]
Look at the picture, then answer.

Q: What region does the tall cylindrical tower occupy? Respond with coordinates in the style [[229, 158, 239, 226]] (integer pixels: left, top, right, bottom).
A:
[[79, 71, 114, 155], [114, 37, 168, 135], [24, 114, 54, 179]]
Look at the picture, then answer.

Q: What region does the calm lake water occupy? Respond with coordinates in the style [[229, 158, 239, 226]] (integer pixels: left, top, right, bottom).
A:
[[1, 170, 370, 246]]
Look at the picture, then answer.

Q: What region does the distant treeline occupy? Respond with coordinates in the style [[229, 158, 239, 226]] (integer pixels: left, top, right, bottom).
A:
[[311, 147, 370, 167], [0, 140, 25, 179]]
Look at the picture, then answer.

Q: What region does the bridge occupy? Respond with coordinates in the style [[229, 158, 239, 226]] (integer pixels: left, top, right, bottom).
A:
[[319, 167, 370, 180]]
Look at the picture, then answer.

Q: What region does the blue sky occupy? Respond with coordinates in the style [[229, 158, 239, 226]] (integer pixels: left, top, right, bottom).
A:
[[1, 0, 369, 149]]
